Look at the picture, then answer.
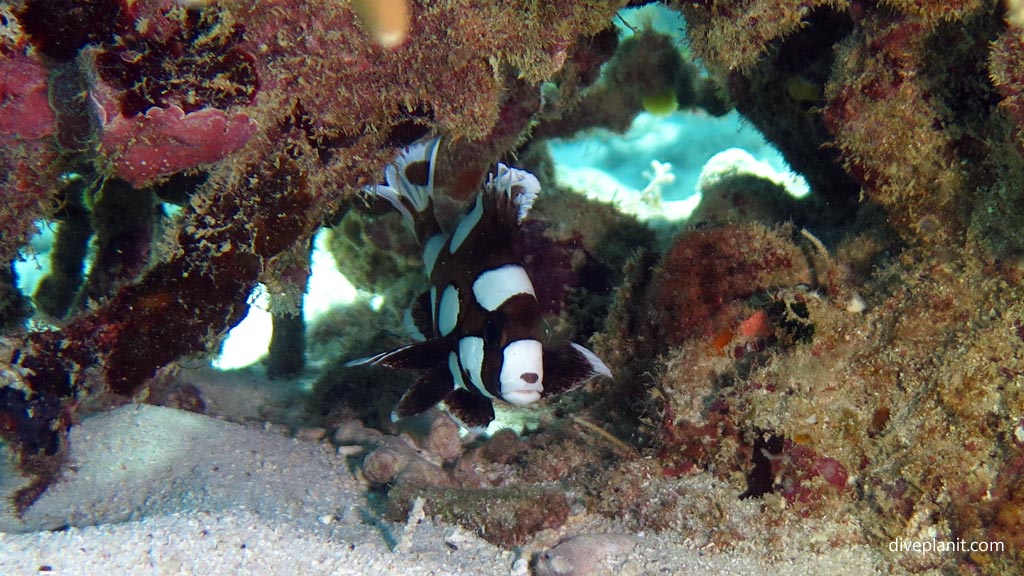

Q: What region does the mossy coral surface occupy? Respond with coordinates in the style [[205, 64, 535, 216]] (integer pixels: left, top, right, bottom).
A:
[[3, 2, 1024, 573], [0, 0, 629, 511]]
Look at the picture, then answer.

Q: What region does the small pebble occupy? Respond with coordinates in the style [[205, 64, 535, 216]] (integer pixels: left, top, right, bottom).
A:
[[337, 444, 365, 457], [846, 292, 867, 313], [362, 447, 409, 485], [424, 412, 463, 461], [534, 534, 638, 576], [295, 427, 326, 442], [333, 420, 384, 444], [479, 428, 525, 464], [395, 410, 465, 461], [510, 557, 530, 576], [361, 437, 452, 487], [263, 422, 289, 435], [444, 526, 478, 550], [1013, 419, 1024, 447]]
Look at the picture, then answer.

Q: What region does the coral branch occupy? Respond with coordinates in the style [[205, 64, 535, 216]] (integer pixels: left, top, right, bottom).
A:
[[5, 153, 319, 511]]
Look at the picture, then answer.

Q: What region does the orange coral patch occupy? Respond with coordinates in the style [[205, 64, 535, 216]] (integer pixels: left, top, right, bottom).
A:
[[711, 328, 733, 352], [738, 309, 772, 339]]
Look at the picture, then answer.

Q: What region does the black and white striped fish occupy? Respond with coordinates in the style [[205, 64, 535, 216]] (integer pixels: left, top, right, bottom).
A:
[[349, 137, 611, 428]]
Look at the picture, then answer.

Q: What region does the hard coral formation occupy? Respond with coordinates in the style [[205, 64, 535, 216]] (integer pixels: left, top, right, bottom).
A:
[[90, 5, 258, 117], [653, 223, 813, 345], [0, 19, 61, 267], [87, 4, 260, 186], [534, 25, 730, 140], [0, 0, 628, 512], [678, 0, 1012, 246], [5, 0, 1024, 572], [579, 4, 1024, 570], [723, 9, 861, 226], [604, 28, 695, 116], [600, 215, 1024, 570], [822, 11, 978, 244], [675, 0, 838, 74]]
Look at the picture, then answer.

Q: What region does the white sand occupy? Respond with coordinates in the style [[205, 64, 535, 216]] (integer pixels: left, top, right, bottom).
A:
[[0, 405, 898, 575]]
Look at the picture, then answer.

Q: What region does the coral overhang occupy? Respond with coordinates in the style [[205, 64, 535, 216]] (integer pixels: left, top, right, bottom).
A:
[[0, 0, 628, 512]]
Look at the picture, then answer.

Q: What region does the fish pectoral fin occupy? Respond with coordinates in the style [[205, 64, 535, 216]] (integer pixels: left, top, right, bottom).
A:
[[345, 337, 451, 370], [541, 342, 613, 396], [394, 364, 454, 420], [443, 389, 496, 429]]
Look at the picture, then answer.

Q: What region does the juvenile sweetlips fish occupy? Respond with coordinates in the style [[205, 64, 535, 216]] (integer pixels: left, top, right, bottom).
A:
[[349, 137, 612, 428]]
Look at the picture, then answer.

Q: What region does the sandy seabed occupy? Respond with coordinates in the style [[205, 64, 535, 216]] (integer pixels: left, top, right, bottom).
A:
[[0, 373, 893, 576]]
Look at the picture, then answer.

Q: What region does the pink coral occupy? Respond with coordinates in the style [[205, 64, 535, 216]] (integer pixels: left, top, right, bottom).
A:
[[98, 104, 257, 188], [0, 49, 60, 264], [0, 53, 54, 139], [776, 442, 849, 512]]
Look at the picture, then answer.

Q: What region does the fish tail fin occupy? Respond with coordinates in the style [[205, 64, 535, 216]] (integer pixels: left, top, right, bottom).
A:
[[366, 136, 442, 230]]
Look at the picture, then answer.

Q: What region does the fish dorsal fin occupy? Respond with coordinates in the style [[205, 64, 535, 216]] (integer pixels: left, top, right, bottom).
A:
[[365, 137, 441, 227], [345, 336, 451, 370], [447, 163, 541, 253], [481, 163, 541, 230], [541, 342, 612, 396]]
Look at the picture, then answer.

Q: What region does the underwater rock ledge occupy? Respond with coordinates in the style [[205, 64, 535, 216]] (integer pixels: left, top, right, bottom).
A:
[[0, 0, 628, 511]]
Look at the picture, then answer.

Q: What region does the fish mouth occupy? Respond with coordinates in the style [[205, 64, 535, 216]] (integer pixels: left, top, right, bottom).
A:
[[501, 388, 542, 406]]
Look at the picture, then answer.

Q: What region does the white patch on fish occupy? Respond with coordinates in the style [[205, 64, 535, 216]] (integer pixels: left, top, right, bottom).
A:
[[473, 264, 536, 312], [437, 284, 460, 336]]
